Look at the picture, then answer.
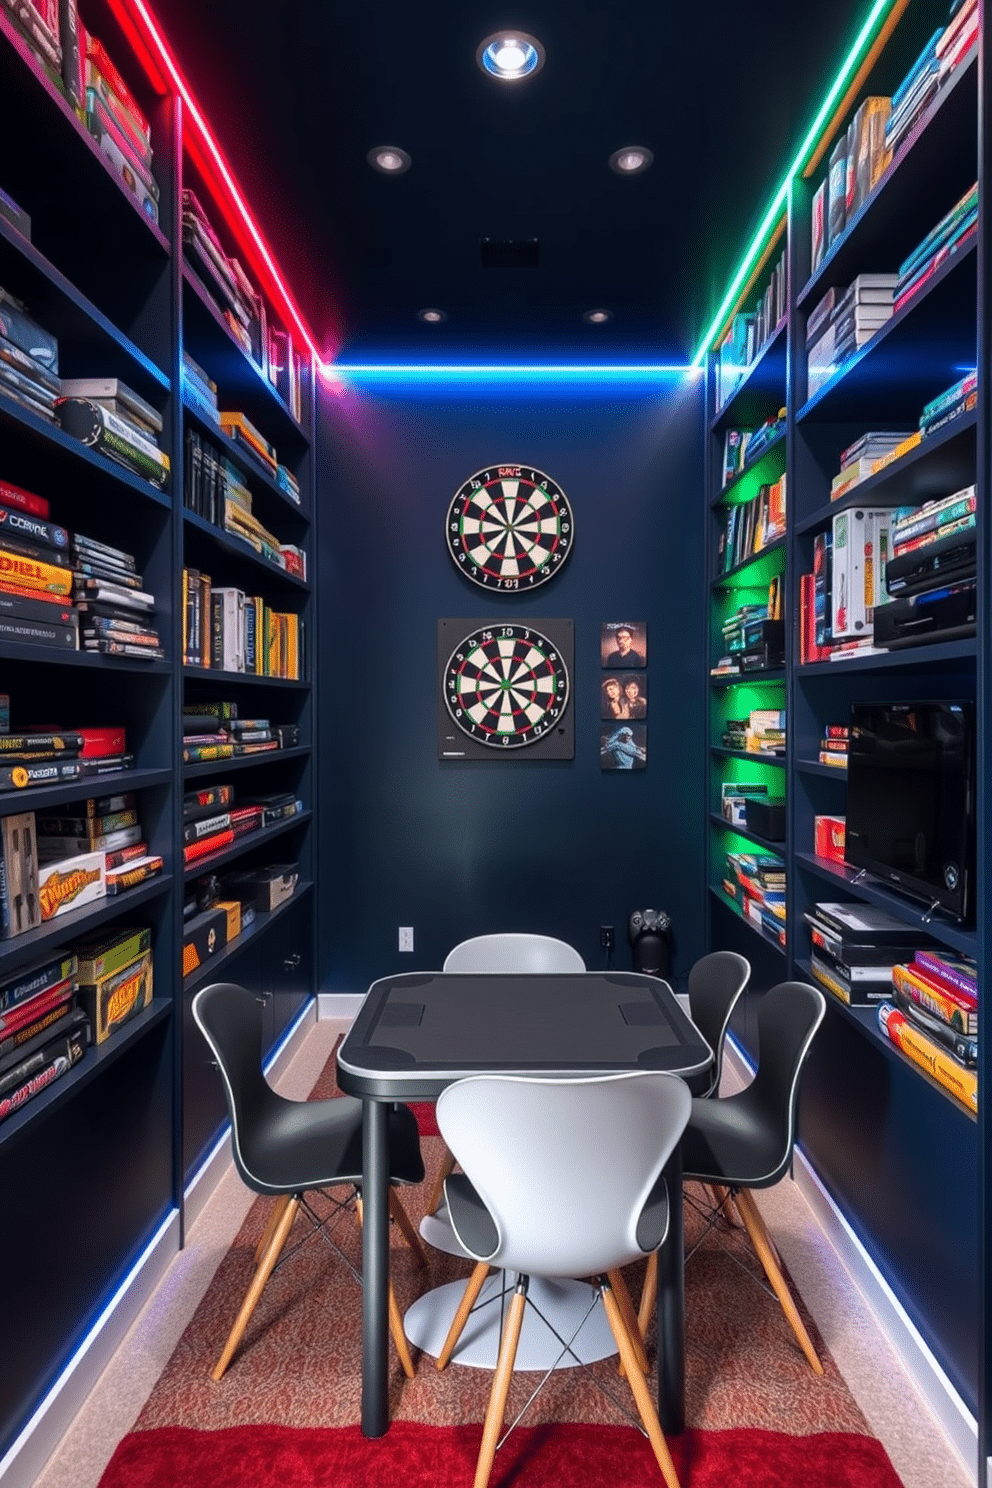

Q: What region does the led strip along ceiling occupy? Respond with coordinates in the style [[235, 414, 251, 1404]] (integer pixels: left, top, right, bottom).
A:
[[692, 0, 908, 366]]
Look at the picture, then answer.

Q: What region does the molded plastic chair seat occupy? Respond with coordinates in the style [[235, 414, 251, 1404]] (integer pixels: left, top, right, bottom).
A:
[[437, 1071, 690, 1488], [193, 980, 427, 1381]]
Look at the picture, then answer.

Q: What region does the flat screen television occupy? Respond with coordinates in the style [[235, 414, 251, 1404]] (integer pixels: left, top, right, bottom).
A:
[[845, 700, 974, 921]]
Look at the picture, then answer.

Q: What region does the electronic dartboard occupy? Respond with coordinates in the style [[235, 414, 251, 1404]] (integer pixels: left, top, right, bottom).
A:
[[446, 464, 573, 591], [437, 618, 574, 760]]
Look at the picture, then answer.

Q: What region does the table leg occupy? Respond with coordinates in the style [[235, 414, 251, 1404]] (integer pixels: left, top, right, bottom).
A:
[[655, 1144, 684, 1434], [360, 1097, 390, 1436]]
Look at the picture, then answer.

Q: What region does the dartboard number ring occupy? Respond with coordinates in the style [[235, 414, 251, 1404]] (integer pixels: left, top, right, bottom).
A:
[[444, 624, 570, 748], [447, 465, 573, 590]]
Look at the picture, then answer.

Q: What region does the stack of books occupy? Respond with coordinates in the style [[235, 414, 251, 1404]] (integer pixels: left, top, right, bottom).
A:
[[72, 532, 163, 659], [82, 29, 159, 222], [56, 392, 170, 489], [723, 850, 786, 945], [829, 431, 914, 500], [275, 465, 301, 504], [804, 902, 923, 1006], [889, 485, 976, 561], [880, 947, 978, 1113], [919, 370, 977, 440], [182, 705, 280, 764], [818, 725, 848, 768], [4, 723, 133, 792], [0, 481, 76, 652], [181, 352, 220, 427], [807, 275, 897, 398], [721, 718, 748, 751], [936, 0, 977, 84], [0, 950, 89, 1128], [0, 285, 59, 421], [894, 183, 978, 317], [182, 190, 264, 364], [745, 708, 786, 756], [35, 792, 162, 896], [884, 29, 943, 157], [218, 411, 278, 479]]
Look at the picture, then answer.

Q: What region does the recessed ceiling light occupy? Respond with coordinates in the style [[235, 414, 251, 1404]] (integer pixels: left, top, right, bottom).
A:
[[609, 146, 654, 175], [477, 31, 545, 80], [417, 308, 447, 323], [367, 145, 411, 174], [583, 308, 613, 324]]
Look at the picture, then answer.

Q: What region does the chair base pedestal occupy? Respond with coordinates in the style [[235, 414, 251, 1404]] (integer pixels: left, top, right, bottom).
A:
[[404, 1273, 618, 1370]]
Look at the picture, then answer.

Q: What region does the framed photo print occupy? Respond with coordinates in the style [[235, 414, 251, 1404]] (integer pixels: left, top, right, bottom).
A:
[[601, 621, 647, 669]]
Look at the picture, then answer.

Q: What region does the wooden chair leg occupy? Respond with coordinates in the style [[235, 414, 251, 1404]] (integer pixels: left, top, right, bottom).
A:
[[388, 1186, 430, 1269], [637, 1250, 658, 1344], [733, 1188, 824, 1375], [710, 1184, 742, 1226], [437, 1260, 491, 1369], [213, 1195, 300, 1381], [426, 1144, 457, 1215], [601, 1280, 680, 1488], [473, 1282, 527, 1488], [609, 1267, 648, 1377], [253, 1193, 293, 1266]]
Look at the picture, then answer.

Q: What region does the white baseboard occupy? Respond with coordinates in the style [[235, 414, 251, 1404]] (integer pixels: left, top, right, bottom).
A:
[[724, 1038, 978, 1483], [0, 1210, 180, 1488], [318, 991, 363, 1021]]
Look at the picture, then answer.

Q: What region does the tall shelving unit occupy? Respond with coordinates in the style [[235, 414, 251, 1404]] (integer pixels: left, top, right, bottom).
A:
[[703, 1, 986, 1474], [0, 2, 316, 1462]]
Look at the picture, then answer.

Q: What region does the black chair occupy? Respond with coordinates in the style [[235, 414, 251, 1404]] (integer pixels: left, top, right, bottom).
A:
[[193, 980, 428, 1381], [679, 979, 827, 1373]]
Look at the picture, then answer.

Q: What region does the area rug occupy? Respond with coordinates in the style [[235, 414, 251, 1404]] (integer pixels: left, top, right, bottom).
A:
[[98, 1053, 904, 1488]]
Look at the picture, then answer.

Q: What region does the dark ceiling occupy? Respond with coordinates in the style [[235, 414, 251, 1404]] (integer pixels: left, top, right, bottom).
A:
[[151, 0, 872, 363]]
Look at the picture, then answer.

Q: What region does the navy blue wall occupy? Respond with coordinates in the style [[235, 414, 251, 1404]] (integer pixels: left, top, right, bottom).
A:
[[316, 377, 706, 993]]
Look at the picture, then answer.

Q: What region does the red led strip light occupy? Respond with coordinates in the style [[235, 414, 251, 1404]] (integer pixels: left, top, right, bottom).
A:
[[105, 0, 328, 365]]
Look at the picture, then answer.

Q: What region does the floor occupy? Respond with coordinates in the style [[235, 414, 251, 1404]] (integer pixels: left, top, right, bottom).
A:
[[32, 1013, 976, 1488]]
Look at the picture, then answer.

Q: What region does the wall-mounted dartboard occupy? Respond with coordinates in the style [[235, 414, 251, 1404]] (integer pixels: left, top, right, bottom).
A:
[[446, 464, 573, 591], [437, 618, 574, 760]]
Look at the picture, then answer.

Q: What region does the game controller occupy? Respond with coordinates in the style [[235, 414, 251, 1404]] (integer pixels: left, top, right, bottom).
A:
[[628, 908, 672, 976]]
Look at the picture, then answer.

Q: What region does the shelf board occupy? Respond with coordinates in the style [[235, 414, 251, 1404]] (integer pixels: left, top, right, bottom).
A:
[[793, 758, 849, 779], [797, 636, 976, 675], [708, 884, 786, 956], [797, 241, 977, 423], [183, 745, 309, 780], [183, 663, 309, 689], [794, 959, 976, 1125], [183, 880, 314, 993], [709, 745, 787, 767], [0, 219, 170, 397], [0, 998, 173, 1147], [708, 812, 786, 855], [793, 851, 976, 957], [182, 509, 309, 592], [798, 48, 978, 314], [712, 428, 786, 504], [0, 392, 173, 509], [711, 536, 787, 588], [794, 412, 977, 533], [182, 810, 311, 879], [181, 265, 306, 447], [182, 395, 309, 521], [0, 766, 172, 816], [0, 636, 171, 674], [709, 318, 787, 432], [0, 875, 174, 979], [709, 668, 785, 688]]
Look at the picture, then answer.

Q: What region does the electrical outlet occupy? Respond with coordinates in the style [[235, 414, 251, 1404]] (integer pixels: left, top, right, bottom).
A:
[[600, 925, 615, 951], [399, 926, 414, 952]]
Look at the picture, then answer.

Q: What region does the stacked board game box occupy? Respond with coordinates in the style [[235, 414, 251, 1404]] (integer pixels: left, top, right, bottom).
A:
[[0, 284, 59, 421], [0, 478, 77, 652], [56, 391, 170, 489], [79, 23, 159, 221], [71, 531, 163, 658], [0, 949, 90, 1128]]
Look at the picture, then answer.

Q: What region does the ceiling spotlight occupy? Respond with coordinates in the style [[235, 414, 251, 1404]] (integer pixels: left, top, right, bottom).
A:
[[367, 145, 411, 174], [609, 146, 654, 175], [477, 31, 545, 80], [417, 308, 448, 323], [583, 308, 613, 324]]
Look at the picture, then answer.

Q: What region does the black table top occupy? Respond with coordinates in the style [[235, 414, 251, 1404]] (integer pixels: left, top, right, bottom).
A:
[[336, 969, 713, 1100]]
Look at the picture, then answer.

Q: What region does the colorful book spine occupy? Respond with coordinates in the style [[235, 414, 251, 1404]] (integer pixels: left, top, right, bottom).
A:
[[878, 1003, 978, 1114]]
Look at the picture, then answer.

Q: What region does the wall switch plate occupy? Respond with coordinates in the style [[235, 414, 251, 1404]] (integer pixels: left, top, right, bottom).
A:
[[399, 926, 414, 952]]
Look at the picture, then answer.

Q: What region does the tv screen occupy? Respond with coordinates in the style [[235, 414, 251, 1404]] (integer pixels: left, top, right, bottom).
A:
[[845, 700, 974, 921]]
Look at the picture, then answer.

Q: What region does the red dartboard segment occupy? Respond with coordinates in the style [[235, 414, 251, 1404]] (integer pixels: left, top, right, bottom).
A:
[[446, 465, 573, 590], [444, 624, 570, 748]]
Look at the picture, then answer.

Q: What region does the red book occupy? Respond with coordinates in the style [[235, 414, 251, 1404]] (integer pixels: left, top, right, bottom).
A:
[[183, 829, 235, 866], [0, 977, 74, 1040], [0, 480, 50, 519]]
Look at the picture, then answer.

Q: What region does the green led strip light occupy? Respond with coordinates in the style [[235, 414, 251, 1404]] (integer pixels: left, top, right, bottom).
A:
[[691, 0, 898, 366]]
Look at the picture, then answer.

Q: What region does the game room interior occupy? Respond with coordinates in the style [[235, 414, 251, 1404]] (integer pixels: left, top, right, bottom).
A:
[[0, 1, 988, 1487]]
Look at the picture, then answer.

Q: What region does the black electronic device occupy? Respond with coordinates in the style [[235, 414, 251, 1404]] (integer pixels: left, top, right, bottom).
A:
[[740, 617, 785, 669], [628, 908, 672, 977], [744, 796, 786, 841], [885, 529, 976, 597], [873, 579, 976, 650], [845, 700, 974, 920]]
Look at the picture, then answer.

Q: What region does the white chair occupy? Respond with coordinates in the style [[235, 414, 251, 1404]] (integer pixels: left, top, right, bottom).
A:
[[436, 1072, 690, 1488], [425, 932, 586, 1215]]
